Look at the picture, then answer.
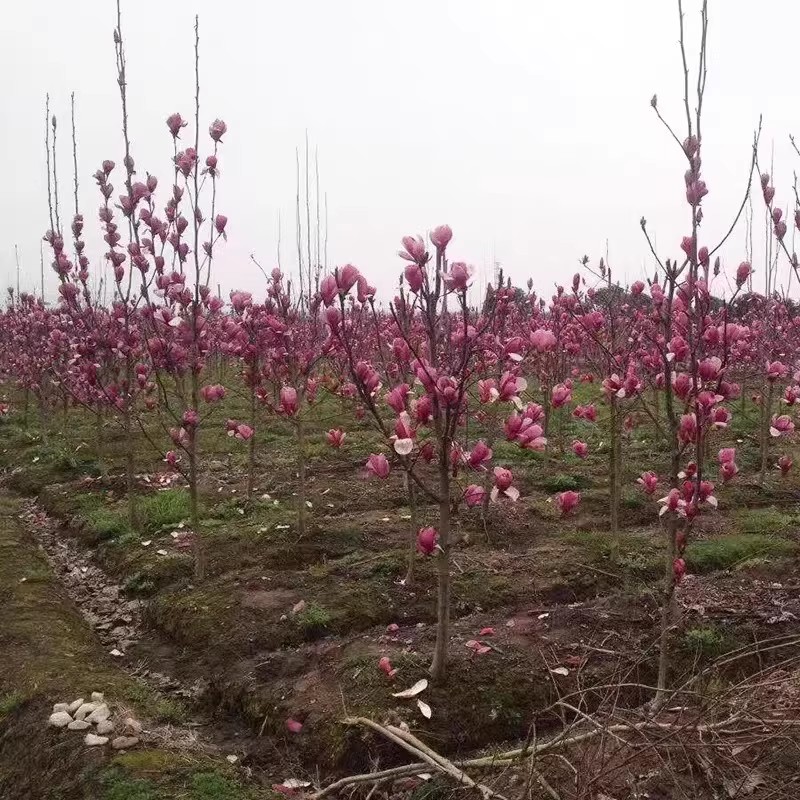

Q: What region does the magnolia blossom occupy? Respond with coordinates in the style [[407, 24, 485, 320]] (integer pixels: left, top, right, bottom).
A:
[[637, 471, 659, 495], [392, 411, 416, 455], [718, 448, 738, 482], [658, 488, 687, 517], [430, 224, 453, 251], [417, 526, 439, 555], [557, 490, 580, 516], [767, 360, 789, 382], [490, 466, 519, 502], [551, 383, 572, 408], [464, 484, 487, 507], [571, 440, 588, 459], [778, 455, 793, 475], [326, 429, 346, 448], [279, 386, 299, 416], [467, 440, 493, 469], [366, 453, 391, 478], [573, 404, 598, 422], [530, 328, 557, 352], [770, 414, 795, 437], [443, 261, 472, 291], [378, 656, 397, 678], [200, 384, 226, 403]]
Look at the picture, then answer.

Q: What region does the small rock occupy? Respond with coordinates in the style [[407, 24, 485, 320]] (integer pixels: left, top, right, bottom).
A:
[[109, 649, 124, 658], [226, 754, 238, 764], [112, 736, 139, 750], [52, 703, 70, 713], [91, 692, 105, 703], [121, 717, 142, 735], [67, 698, 85, 713], [68, 720, 91, 731], [86, 704, 111, 724], [84, 733, 109, 747], [48, 711, 73, 728], [74, 703, 98, 721], [96, 720, 115, 735]]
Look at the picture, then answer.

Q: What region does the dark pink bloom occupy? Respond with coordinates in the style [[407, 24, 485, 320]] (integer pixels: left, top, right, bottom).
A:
[[200, 384, 226, 403], [630, 280, 645, 295], [464, 484, 487, 507], [467, 440, 493, 469], [430, 224, 453, 251], [443, 261, 472, 291], [770, 415, 795, 437], [551, 383, 572, 408], [530, 328, 557, 352], [182, 409, 199, 427], [378, 656, 397, 678], [637, 471, 659, 495], [366, 453, 390, 478], [319, 274, 338, 307], [285, 718, 303, 734], [778, 455, 793, 475], [736, 261, 752, 286], [209, 118, 227, 142], [399, 235, 426, 264], [557, 490, 580, 516], [166, 113, 187, 138], [280, 386, 299, 416], [417, 526, 439, 555], [571, 440, 588, 459], [235, 424, 254, 441], [673, 557, 686, 584], [326, 429, 346, 448], [214, 214, 227, 235], [767, 361, 789, 382], [404, 264, 424, 293], [336, 263, 360, 293]]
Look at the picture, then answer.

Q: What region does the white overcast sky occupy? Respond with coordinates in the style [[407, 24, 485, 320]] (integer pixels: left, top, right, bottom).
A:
[[1, 1, 799, 303]]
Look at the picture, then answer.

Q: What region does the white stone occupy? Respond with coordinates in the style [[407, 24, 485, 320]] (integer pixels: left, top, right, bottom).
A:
[[111, 736, 139, 750], [67, 720, 91, 731], [84, 733, 109, 747], [74, 702, 98, 721], [96, 720, 115, 735], [48, 711, 73, 728], [91, 692, 105, 703], [86, 704, 111, 724], [52, 703, 70, 713], [68, 698, 85, 713], [121, 717, 142, 735]]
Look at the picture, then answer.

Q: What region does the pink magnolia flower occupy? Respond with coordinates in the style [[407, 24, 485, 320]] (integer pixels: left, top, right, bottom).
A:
[[234, 423, 254, 441], [280, 386, 299, 416], [166, 112, 187, 138], [404, 264, 424, 293], [366, 453, 390, 478], [285, 718, 303, 734], [736, 262, 752, 286], [326, 429, 346, 448], [164, 450, 180, 467], [637, 471, 659, 495], [551, 383, 572, 408], [417, 526, 439, 555], [718, 448, 738, 482], [214, 214, 228, 235], [557, 490, 581, 516], [659, 487, 687, 517], [770, 415, 795, 437], [443, 261, 472, 291], [698, 356, 722, 382], [573, 404, 598, 422], [497, 371, 527, 403], [386, 383, 410, 413], [530, 328, 557, 352], [571, 440, 588, 459], [467, 440, 493, 469], [630, 280, 645, 295], [392, 411, 416, 455], [200, 384, 226, 403], [399, 235, 426, 264], [319, 274, 338, 306], [778, 455, 793, 475], [783, 385, 800, 406], [491, 467, 519, 502], [336, 263, 360, 294], [378, 656, 397, 678], [673, 557, 687, 584], [767, 361, 789, 382], [464, 484, 487, 507], [710, 406, 731, 428], [679, 413, 697, 444], [182, 409, 199, 427], [430, 224, 453, 251], [209, 118, 227, 142]]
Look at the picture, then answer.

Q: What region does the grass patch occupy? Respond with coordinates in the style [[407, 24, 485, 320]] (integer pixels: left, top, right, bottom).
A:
[[139, 489, 190, 532], [85, 506, 132, 541], [686, 534, 796, 573], [735, 507, 799, 536], [294, 602, 332, 637], [0, 691, 24, 720], [683, 625, 736, 659], [541, 473, 591, 493]]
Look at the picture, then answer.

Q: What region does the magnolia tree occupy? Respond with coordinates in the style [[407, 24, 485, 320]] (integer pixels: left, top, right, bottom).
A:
[[323, 228, 534, 681]]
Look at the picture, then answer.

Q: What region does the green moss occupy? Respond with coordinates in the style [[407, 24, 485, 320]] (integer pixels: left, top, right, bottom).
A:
[[85, 506, 131, 541], [686, 534, 796, 573], [190, 772, 245, 800], [683, 625, 736, 659], [295, 602, 332, 637]]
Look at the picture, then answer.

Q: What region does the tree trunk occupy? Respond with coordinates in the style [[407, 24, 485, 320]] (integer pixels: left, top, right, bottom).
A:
[[654, 515, 678, 707], [404, 472, 417, 586], [429, 456, 452, 683], [608, 397, 621, 534], [759, 382, 774, 483], [246, 388, 257, 503], [296, 416, 307, 537]]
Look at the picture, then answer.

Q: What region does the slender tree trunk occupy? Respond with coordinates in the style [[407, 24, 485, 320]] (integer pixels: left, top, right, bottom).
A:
[[609, 396, 620, 534], [296, 416, 307, 537], [189, 368, 204, 580], [654, 515, 678, 708], [122, 397, 137, 531], [23, 388, 29, 429], [760, 382, 774, 483], [404, 473, 416, 586], [429, 456, 452, 683], [246, 388, 257, 503], [95, 409, 108, 478]]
